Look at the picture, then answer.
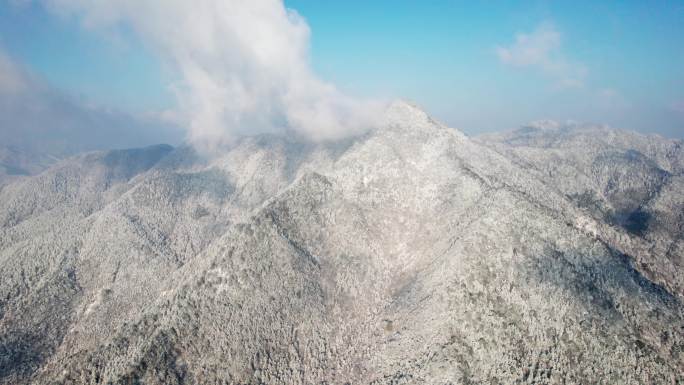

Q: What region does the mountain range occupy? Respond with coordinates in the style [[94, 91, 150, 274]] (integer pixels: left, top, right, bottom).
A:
[[0, 101, 682, 384]]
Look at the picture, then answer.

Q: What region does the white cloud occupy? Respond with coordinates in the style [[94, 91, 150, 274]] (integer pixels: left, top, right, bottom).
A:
[[0, 51, 34, 95], [43, 0, 384, 153], [496, 23, 586, 89], [496, 23, 561, 67]]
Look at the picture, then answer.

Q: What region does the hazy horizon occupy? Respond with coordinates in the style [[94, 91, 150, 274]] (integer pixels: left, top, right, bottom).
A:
[[0, 0, 682, 155]]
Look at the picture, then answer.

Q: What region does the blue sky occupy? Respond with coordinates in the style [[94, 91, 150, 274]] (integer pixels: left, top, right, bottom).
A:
[[1, 0, 683, 139]]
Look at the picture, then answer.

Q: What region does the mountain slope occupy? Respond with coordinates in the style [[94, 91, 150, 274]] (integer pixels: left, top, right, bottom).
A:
[[477, 122, 684, 300], [1, 103, 682, 384]]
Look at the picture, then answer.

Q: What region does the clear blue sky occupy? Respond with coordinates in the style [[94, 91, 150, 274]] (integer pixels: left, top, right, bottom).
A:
[[1, 0, 683, 137]]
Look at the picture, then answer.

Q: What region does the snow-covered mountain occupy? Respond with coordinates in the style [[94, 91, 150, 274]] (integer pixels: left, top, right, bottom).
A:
[[0, 102, 682, 384], [0, 146, 63, 187]]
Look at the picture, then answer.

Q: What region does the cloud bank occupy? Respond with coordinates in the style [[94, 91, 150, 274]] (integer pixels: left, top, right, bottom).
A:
[[0, 49, 181, 156], [44, 0, 384, 153], [496, 23, 586, 89]]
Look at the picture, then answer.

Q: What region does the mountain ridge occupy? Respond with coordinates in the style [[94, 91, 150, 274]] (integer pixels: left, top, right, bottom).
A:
[[0, 102, 682, 384]]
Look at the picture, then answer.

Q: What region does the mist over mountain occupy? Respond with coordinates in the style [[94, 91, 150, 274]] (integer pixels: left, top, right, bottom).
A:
[[0, 51, 183, 185], [0, 102, 682, 384]]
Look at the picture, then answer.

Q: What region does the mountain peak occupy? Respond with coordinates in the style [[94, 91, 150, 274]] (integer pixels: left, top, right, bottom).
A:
[[525, 119, 564, 131], [382, 100, 466, 138]]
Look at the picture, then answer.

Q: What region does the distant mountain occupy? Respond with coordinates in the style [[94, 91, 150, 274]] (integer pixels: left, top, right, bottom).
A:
[[477, 122, 683, 299], [0, 52, 183, 188], [0, 102, 682, 384], [0, 145, 62, 187]]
